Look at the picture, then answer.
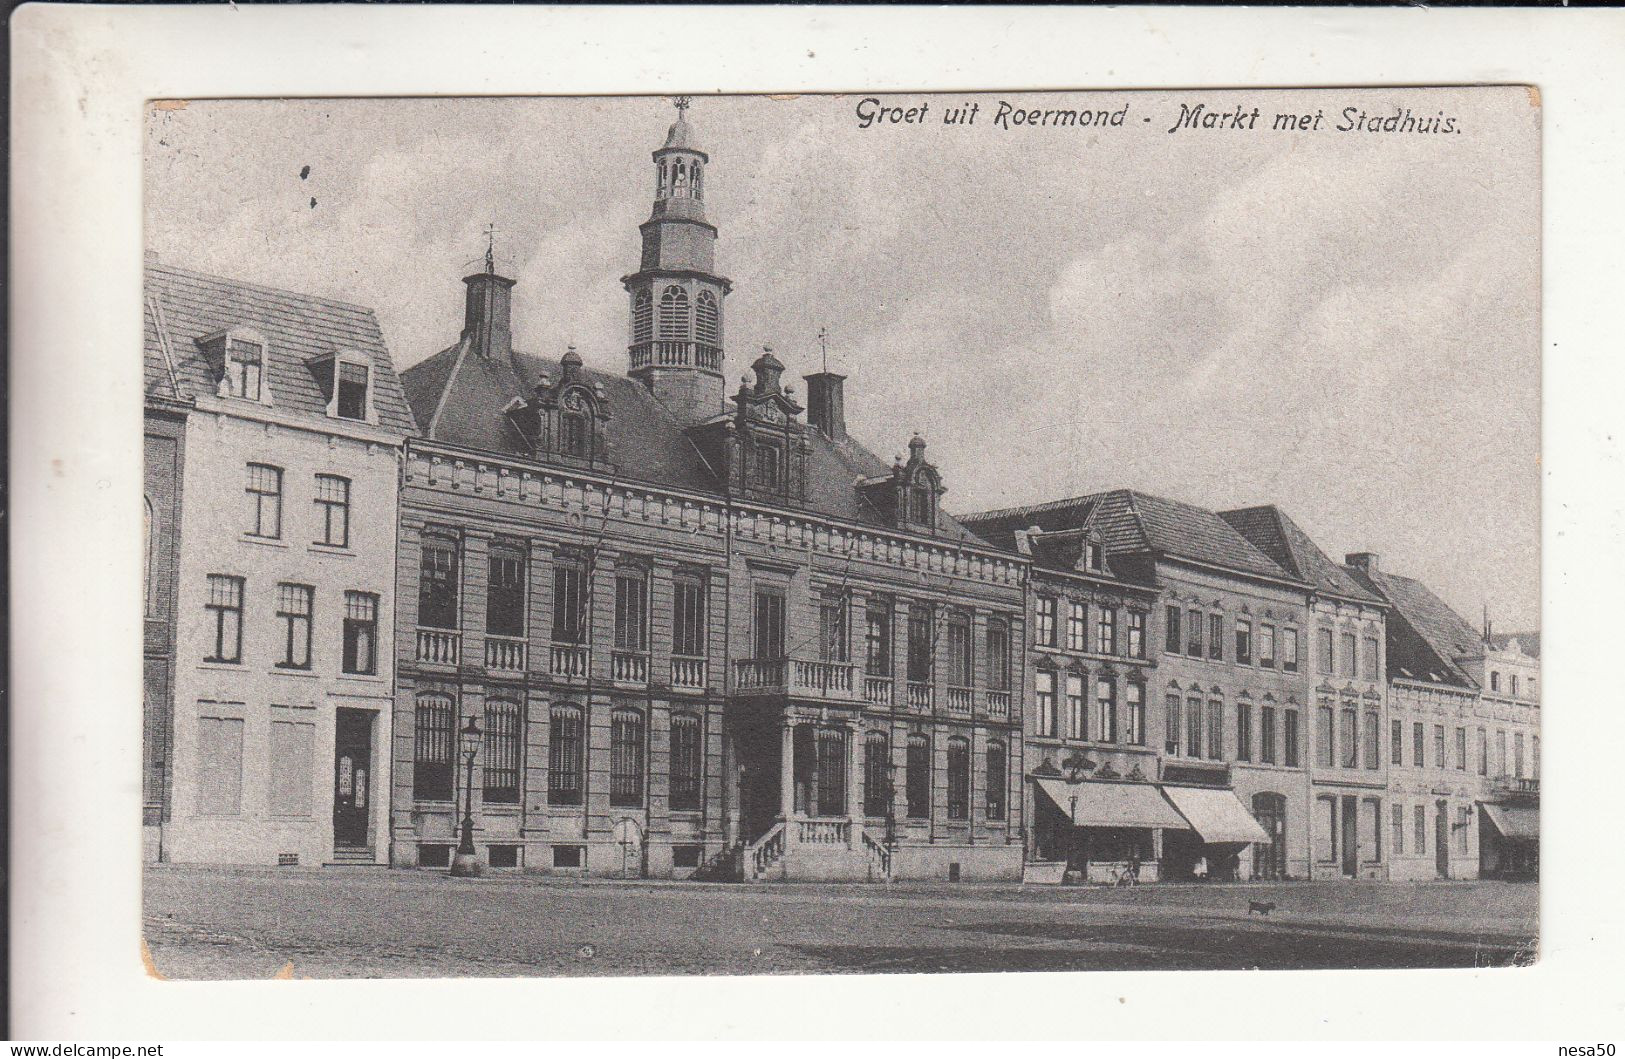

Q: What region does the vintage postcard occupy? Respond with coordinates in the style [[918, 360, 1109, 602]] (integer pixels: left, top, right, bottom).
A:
[[138, 87, 1539, 980]]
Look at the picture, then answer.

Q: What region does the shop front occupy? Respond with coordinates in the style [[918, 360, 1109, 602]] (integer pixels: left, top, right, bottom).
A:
[[1479, 801, 1539, 880], [1158, 783, 1272, 881], [1032, 776, 1189, 884]]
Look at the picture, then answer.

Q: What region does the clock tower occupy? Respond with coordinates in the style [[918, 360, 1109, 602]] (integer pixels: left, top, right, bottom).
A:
[[621, 98, 732, 423]]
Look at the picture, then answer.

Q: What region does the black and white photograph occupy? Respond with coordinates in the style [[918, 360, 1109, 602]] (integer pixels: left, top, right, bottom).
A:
[[136, 87, 1540, 979]]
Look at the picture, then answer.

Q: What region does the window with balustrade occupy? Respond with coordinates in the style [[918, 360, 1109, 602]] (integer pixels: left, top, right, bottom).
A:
[[821, 590, 850, 663], [1065, 673, 1086, 740], [946, 737, 970, 821], [614, 569, 648, 652], [552, 561, 589, 644], [487, 549, 526, 639], [419, 535, 460, 630], [753, 587, 786, 660], [670, 714, 702, 811], [548, 705, 584, 806], [483, 699, 521, 804], [907, 604, 933, 683], [986, 740, 1007, 820], [673, 575, 707, 658], [696, 290, 720, 347], [658, 285, 689, 341], [1124, 682, 1145, 745], [986, 618, 1011, 690], [863, 732, 890, 817], [947, 611, 973, 686], [1035, 670, 1057, 738], [905, 734, 930, 819], [1065, 601, 1087, 651], [1096, 607, 1117, 656], [610, 707, 645, 807], [413, 693, 455, 801]]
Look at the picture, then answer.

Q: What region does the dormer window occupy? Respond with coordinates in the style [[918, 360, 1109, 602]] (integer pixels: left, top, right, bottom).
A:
[[336, 362, 369, 420], [910, 485, 933, 525], [310, 350, 373, 422], [753, 439, 782, 489], [561, 406, 589, 458], [227, 338, 264, 400], [1086, 539, 1104, 571]]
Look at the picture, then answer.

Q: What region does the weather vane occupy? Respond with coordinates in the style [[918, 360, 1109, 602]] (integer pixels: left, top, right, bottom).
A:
[[674, 95, 691, 114], [483, 221, 498, 273], [817, 326, 830, 373]]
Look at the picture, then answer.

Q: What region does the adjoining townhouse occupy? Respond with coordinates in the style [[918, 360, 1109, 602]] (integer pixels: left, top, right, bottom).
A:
[[389, 104, 1027, 881], [964, 491, 1309, 883], [1472, 632, 1540, 878], [144, 261, 417, 865], [1220, 509, 1392, 880]]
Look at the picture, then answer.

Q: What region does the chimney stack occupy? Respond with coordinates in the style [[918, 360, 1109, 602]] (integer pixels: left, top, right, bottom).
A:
[[462, 269, 516, 360], [804, 371, 847, 440], [1345, 552, 1379, 574]]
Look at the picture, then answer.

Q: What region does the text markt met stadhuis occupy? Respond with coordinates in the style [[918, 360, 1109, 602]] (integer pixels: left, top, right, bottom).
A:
[[854, 97, 1464, 135]]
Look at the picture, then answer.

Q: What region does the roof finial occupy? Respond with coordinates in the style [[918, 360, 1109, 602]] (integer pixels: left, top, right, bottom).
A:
[[674, 95, 691, 114], [483, 221, 498, 274], [817, 326, 829, 374]]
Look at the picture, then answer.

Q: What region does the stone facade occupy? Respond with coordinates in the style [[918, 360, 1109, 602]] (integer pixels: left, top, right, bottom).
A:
[[143, 400, 187, 861]]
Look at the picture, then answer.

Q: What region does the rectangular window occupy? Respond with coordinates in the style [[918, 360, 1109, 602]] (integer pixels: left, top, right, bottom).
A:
[[1364, 799, 1383, 863], [1413, 721, 1426, 767], [1391, 803, 1405, 855], [1260, 705, 1277, 764], [1164, 694, 1182, 755], [1236, 702, 1253, 762], [1284, 709, 1300, 767], [196, 715, 244, 814], [204, 574, 245, 663], [1363, 637, 1380, 681], [275, 583, 314, 669], [1065, 673, 1086, 740], [1208, 613, 1224, 661], [1314, 797, 1335, 862], [1097, 679, 1119, 744], [1341, 632, 1357, 678], [673, 577, 707, 657], [336, 361, 368, 420], [418, 537, 459, 630], [865, 600, 893, 676], [1235, 620, 1252, 665], [905, 737, 930, 819], [1390, 719, 1404, 766], [413, 696, 455, 801], [1514, 732, 1525, 778], [1454, 727, 1468, 771], [1498, 729, 1508, 776], [482, 700, 521, 804], [752, 440, 782, 489], [821, 591, 850, 664], [1340, 707, 1358, 768], [268, 714, 314, 817], [1037, 596, 1058, 648], [1414, 804, 1427, 854], [553, 562, 589, 644], [1207, 699, 1224, 761], [946, 739, 970, 821], [1096, 608, 1117, 656], [1065, 601, 1087, 651], [1164, 605, 1181, 654], [342, 591, 378, 675], [1127, 611, 1145, 659], [610, 709, 645, 807], [1365, 712, 1381, 770], [1477, 727, 1488, 776], [547, 708, 583, 806], [986, 743, 1008, 820], [906, 604, 933, 682], [1319, 628, 1335, 673], [1433, 725, 1446, 771], [313, 474, 350, 547], [1035, 671, 1057, 738], [487, 552, 527, 639], [1124, 683, 1145, 746], [1282, 627, 1299, 672], [226, 338, 263, 401], [246, 463, 282, 539], [986, 620, 1011, 690], [1186, 608, 1203, 656], [1186, 697, 1203, 758], [614, 570, 649, 651], [670, 715, 702, 811], [1510, 674, 1519, 696], [1316, 705, 1335, 767], [752, 587, 787, 660], [863, 735, 890, 818], [1259, 624, 1276, 668], [946, 612, 973, 685]]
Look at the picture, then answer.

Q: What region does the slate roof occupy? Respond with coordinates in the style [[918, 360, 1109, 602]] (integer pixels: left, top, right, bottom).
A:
[[402, 336, 986, 544], [1487, 631, 1541, 659], [1345, 566, 1482, 688], [143, 262, 418, 435], [960, 489, 1302, 584], [1218, 505, 1384, 605]]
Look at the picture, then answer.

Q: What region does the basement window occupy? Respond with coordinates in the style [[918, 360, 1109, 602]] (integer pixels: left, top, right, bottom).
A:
[[552, 844, 585, 869], [417, 843, 452, 869]]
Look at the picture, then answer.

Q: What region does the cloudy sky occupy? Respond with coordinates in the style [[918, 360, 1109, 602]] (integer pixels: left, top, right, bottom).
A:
[[146, 89, 1540, 629]]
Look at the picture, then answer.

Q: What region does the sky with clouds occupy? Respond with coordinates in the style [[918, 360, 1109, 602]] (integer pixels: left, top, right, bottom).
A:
[[146, 89, 1540, 629]]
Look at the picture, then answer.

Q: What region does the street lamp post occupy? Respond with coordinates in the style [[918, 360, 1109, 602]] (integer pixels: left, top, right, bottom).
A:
[[449, 715, 482, 878]]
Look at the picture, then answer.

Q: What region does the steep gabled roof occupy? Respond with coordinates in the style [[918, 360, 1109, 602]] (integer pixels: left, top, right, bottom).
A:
[[1487, 631, 1541, 659], [401, 341, 986, 544], [143, 262, 418, 435], [1219, 505, 1384, 605], [1346, 566, 1481, 688], [961, 489, 1301, 583]]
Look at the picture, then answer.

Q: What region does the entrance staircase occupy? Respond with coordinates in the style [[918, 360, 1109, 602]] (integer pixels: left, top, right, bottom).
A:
[[325, 845, 378, 867], [690, 840, 746, 882], [737, 821, 891, 882]]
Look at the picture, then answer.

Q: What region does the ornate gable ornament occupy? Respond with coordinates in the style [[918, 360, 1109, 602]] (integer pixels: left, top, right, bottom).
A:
[[507, 345, 613, 467]]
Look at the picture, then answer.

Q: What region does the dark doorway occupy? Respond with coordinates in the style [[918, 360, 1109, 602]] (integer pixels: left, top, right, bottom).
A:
[[1340, 796, 1358, 877], [333, 709, 374, 848], [1435, 800, 1450, 879], [731, 714, 783, 845], [1252, 792, 1287, 880]]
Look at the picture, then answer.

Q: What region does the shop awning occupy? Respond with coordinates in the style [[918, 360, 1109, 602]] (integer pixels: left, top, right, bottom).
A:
[[1034, 777, 1188, 830], [1481, 802, 1540, 841], [1159, 785, 1270, 845]]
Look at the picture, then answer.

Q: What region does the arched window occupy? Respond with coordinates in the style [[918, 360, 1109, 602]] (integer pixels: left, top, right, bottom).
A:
[[143, 495, 156, 616], [548, 704, 583, 806], [670, 713, 702, 811], [986, 740, 1007, 820], [560, 407, 589, 458], [863, 732, 890, 817], [905, 734, 930, 819], [658, 285, 690, 342], [632, 289, 653, 345], [656, 161, 667, 197], [946, 736, 970, 820], [610, 707, 645, 807], [695, 290, 720, 347], [413, 693, 455, 801], [691, 162, 703, 198], [483, 699, 521, 804]]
